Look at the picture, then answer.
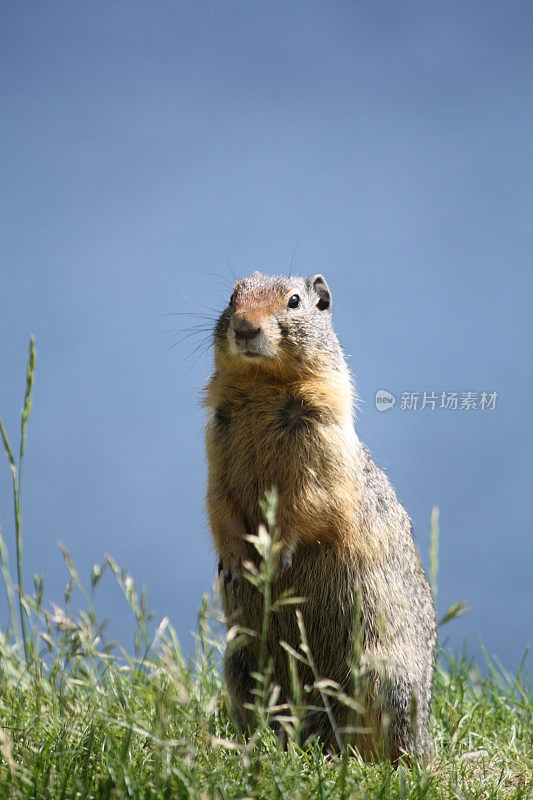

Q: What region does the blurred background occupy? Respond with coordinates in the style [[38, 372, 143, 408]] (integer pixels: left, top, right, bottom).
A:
[[1, 1, 531, 669]]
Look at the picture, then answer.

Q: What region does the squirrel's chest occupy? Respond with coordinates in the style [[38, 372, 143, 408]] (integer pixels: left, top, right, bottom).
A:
[[207, 394, 328, 482], [206, 385, 358, 543]]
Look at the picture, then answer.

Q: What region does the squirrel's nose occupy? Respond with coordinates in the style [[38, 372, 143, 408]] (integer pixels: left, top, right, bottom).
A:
[[232, 316, 262, 344]]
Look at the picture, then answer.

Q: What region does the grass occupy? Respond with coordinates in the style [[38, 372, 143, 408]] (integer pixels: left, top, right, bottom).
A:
[[0, 339, 531, 799]]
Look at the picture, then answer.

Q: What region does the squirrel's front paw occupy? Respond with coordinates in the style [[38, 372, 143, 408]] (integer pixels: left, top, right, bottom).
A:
[[279, 546, 294, 575], [278, 542, 296, 577], [218, 553, 242, 596]]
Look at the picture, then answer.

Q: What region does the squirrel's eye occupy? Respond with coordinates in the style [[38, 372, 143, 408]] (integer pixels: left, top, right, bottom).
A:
[[287, 294, 300, 309]]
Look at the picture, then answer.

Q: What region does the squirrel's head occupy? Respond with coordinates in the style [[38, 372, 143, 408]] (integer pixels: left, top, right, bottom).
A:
[[214, 271, 343, 374]]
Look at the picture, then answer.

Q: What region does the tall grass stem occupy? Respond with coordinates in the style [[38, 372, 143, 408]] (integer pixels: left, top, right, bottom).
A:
[[0, 336, 36, 661], [429, 505, 440, 601]]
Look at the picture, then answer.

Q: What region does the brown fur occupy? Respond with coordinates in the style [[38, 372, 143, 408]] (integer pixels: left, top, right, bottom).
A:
[[204, 272, 436, 760]]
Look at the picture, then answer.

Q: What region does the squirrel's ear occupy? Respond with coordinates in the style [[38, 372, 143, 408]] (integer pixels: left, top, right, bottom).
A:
[[306, 274, 331, 311]]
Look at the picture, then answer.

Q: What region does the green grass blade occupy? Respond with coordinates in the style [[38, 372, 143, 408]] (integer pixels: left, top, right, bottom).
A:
[[429, 505, 439, 601]]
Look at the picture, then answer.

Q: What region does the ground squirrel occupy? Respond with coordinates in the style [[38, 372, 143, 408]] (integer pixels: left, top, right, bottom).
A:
[[204, 271, 436, 760]]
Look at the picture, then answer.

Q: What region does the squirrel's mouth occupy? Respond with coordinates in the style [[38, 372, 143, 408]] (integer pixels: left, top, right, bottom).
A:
[[228, 331, 276, 360], [237, 349, 274, 363]]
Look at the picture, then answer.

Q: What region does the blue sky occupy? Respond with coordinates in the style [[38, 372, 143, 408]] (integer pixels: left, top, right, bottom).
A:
[[1, 1, 532, 668]]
